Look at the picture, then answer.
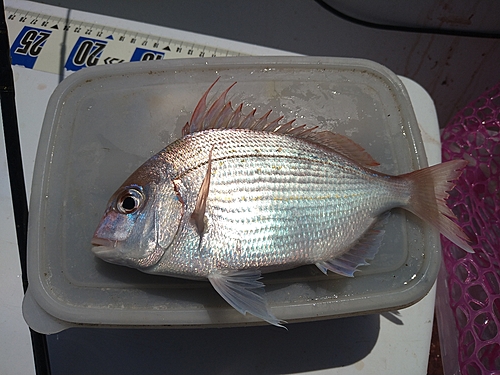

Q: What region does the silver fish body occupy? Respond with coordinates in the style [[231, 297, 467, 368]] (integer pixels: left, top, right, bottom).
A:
[[145, 128, 403, 278], [92, 80, 471, 327]]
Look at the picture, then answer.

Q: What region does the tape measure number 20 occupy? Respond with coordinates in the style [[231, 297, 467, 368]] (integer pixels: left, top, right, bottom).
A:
[[6, 6, 246, 75]]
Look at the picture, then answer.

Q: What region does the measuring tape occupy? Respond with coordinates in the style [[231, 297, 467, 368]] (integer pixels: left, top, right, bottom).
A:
[[6, 6, 247, 76]]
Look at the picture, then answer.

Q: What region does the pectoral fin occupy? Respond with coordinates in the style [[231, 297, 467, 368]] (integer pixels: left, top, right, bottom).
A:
[[316, 213, 390, 277], [208, 269, 285, 328], [191, 146, 214, 237]]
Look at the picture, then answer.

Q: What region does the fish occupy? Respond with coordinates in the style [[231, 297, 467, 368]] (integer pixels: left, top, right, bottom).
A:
[[91, 78, 472, 327]]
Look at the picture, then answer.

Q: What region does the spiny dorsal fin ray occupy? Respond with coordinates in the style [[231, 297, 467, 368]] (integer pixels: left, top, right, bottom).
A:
[[184, 77, 220, 135], [182, 79, 379, 167]]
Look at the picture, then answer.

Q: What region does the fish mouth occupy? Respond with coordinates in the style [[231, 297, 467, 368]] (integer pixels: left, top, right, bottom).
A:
[[91, 237, 116, 248], [91, 237, 138, 267], [91, 237, 122, 261]]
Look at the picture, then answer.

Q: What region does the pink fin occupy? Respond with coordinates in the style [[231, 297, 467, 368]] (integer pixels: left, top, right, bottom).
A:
[[182, 78, 236, 136], [404, 160, 473, 252], [316, 213, 390, 277], [183, 77, 219, 136], [299, 131, 379, 167], [183, 80, 379, 167], [190, 146, 214, 236], [208, 269, 285, 328]]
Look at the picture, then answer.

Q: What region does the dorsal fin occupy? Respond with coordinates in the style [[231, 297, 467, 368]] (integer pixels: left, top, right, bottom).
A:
[[299, 131, 379, 166], [182, 79, 379, 167]]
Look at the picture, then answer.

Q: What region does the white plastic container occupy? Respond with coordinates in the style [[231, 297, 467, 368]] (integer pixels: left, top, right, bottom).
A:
[[23, 56, 439, 333]]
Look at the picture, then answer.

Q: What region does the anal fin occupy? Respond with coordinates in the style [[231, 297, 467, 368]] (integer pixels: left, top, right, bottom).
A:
[[208, 269, 285, 328], [316, 213, 390, 277]]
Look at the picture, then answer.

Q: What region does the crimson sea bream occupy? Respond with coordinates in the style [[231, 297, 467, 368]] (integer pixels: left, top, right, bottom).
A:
[[91, 79, 472, 327]]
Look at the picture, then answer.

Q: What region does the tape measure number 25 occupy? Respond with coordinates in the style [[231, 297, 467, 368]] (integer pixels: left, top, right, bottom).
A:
[[6, 6, 246, 75]]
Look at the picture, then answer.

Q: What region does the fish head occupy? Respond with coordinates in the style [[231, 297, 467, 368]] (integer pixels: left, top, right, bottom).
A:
[[91, 159, 183, 270]]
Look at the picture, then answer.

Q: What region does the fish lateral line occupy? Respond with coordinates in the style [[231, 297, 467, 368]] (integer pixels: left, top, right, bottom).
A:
[[170, 131, 373, 183]]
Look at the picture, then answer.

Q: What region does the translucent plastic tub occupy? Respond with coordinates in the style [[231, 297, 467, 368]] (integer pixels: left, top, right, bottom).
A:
[[23, 56, 438, 333]]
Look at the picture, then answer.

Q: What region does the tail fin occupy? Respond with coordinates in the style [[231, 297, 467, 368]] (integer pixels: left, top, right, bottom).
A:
[[403, 160, 473, 252]]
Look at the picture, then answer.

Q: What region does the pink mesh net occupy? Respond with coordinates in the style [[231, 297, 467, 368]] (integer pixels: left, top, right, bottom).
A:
[[441, 83, 500, 375]]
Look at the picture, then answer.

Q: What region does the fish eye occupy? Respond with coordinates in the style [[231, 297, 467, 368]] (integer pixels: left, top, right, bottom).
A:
[[116, 187, 144, 214]]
